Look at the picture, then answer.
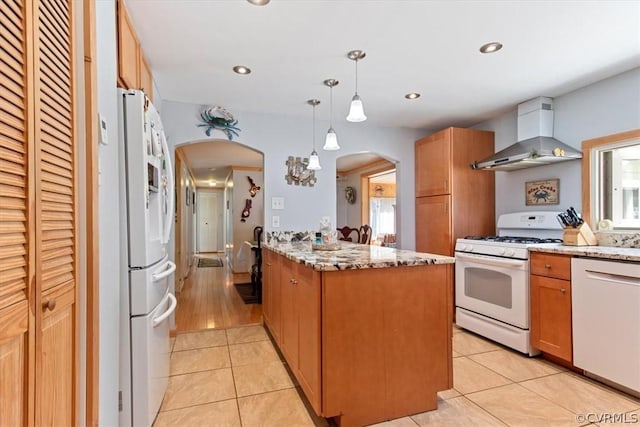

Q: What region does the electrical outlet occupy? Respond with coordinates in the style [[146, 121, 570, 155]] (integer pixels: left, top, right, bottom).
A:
[[272, 197, 285, 210], [272, 215, 280, 228]]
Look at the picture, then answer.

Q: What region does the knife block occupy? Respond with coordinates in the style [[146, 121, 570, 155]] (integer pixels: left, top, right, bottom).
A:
[[562, 222, 598, 246]]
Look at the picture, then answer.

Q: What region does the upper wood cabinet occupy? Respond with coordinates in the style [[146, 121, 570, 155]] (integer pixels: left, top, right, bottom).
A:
[[415, 127, 495, 256], [117, 0, 139, 90], [416, 130, 451, 197], [0, 0, 78, 424], [139, 52, 153, 100], [117, 0, 153, 101]]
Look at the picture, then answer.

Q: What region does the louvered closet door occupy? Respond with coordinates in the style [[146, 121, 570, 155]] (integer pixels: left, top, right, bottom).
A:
[[34, 0, 76, 424], [0, 1, 30, 425]]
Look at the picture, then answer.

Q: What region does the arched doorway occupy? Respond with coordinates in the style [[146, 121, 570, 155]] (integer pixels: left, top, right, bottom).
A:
[[173, 139, 264, 331], [336, 152, 398, 246]]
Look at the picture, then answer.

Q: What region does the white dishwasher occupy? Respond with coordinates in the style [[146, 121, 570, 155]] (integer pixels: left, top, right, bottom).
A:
[[572, 258, 640, 396]]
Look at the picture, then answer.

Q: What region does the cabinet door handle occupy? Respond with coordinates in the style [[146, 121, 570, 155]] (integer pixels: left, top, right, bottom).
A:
[[292, 279, 298, 285], [560, 288, 566, 294], [43, 298, 56, 311], [544, 264, 552, 269]]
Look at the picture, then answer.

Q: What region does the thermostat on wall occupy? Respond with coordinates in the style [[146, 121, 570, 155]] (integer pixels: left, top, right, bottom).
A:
[[98, 113, 108, 145]]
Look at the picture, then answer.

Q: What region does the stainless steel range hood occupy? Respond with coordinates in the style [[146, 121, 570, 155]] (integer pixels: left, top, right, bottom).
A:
[[471, 97, 582, 171]]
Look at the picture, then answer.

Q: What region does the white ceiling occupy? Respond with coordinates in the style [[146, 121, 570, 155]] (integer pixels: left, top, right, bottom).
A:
[[126, 0, 640, 181]]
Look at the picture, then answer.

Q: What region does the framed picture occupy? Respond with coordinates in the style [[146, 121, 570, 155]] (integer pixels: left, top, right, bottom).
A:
[[525, 179, 559, 205]]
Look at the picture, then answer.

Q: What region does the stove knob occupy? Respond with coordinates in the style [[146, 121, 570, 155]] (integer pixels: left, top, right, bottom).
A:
[[505, 249, 516, 257], [465, 245, 473, 252], [498, 248, 505, 255]]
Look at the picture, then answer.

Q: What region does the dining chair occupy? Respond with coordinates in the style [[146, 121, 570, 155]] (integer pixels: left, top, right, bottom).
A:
[[251, 226, 263, 300], [337, 226, 360, 242], [359, 224, 372, 244]]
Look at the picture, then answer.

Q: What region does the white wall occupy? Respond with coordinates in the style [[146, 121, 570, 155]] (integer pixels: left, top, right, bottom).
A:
[[232, 170, 264, 272], [95, 1, 120, 424], [161, 101, 419, 249], [472, 68, 640, 217]]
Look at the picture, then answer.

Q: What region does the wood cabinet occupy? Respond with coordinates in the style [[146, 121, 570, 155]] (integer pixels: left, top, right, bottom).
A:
[[416, 195, 452, 255], [139, 52, 154, 100], [415, 127, 495, 256], [277, 256, 322, 413], [117, 0, 139, 90], [117, 0, 154, 101], [264, 249, 452, 427], [262, 249, 281, 342], [0, 1, 77, 424], [530, 252, 572, 362]]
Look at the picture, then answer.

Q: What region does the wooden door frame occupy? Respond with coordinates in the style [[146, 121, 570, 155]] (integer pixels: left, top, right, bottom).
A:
[[360, 165, 396, 229], [82, 0, 99, 424]]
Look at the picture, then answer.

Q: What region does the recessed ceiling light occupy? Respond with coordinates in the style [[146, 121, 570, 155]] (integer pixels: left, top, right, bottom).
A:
[[247, 0, 270, 5], [479, 42, 503, 54], [209, 180, 217, 187], [233, 65, 251, 75], [405, 92, 421, 100]]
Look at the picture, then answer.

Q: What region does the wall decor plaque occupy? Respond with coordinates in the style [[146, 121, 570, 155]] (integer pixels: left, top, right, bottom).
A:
[[525, 179, 559, 205], [285, 156, 316, 187]]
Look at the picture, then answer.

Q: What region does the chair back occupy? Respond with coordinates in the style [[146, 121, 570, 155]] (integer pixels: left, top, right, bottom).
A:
[[253, 226, 263, 248], [359, 224, 372, 244], [337, 226, 360, 242]]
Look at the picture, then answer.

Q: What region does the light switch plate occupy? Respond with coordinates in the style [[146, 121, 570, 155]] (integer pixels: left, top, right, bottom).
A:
[[272, 215, 280, 228], [272, 197, 285, 210]]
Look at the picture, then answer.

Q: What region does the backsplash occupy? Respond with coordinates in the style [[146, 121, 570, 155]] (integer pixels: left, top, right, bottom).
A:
[[596, 231, 640, 248]]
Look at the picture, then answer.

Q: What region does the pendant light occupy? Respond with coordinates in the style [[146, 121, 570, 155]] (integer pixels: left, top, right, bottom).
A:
[[346, 50, 367, 122], [323, 79, 340, 150], [307, 99, 322, 170]]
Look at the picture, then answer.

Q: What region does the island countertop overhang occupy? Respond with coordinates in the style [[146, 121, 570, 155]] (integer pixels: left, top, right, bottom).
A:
[[263, 241, 455, 271]]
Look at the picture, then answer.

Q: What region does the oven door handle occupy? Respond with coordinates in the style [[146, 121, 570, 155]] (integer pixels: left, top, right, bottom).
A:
[[455, 253, 526, 268]]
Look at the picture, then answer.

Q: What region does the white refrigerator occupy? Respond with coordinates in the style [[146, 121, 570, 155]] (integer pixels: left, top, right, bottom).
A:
[[118, 89, 176, 427]]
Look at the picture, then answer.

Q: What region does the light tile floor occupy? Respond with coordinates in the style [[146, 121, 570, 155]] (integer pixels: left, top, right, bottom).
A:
[[154, 324, 640, 427]]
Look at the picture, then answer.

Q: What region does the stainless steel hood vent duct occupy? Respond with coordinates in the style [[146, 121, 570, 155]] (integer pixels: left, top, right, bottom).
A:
[[471, 97, 582, 171]]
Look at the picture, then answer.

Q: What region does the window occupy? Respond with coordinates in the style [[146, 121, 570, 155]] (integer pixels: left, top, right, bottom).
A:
[[584, 130, 640, 230]]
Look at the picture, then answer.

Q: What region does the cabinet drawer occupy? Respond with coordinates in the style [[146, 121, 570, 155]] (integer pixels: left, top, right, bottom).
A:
[[530, 253, 571, 280]]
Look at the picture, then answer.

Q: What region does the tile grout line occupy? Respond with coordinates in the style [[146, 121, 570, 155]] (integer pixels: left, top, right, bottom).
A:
[[225, 328, 247, 427]]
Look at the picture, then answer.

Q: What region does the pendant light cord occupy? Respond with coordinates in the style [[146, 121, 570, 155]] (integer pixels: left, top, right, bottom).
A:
[[312, 103, 316, 150], [329, 85, 333, 127], [354, 59, 359, 95]]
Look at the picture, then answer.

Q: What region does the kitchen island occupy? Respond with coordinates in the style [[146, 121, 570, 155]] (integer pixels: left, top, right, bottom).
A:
[[261, 241, 455, 427]]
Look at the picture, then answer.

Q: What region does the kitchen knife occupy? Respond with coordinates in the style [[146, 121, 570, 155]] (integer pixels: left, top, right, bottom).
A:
[[556, 214, 568, 228], [568, 207, 584, 225], [561, 212, 575, 227]]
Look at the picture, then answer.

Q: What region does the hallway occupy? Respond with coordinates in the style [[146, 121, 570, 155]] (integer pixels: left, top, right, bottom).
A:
[[174, 254, 262, 332]]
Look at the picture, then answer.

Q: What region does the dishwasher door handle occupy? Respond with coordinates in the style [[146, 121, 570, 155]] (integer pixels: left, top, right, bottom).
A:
[[585, 270, 640, 287]]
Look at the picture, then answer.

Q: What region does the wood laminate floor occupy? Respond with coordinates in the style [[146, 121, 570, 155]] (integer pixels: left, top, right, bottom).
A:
[[174, 253, 262, 333]]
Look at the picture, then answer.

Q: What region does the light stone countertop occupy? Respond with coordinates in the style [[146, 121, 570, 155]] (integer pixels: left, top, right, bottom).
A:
[[528, 243, 640, 262], [263, 241, 455, 271]]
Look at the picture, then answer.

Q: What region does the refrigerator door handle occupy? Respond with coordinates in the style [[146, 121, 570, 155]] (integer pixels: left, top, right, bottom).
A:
[[160, 130, 175, 245], [152, 261, 176, 282], [153, 293, 177, 328]]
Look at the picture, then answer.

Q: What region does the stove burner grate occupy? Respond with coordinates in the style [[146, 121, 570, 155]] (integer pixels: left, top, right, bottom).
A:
[[463, 235, 563, 244]]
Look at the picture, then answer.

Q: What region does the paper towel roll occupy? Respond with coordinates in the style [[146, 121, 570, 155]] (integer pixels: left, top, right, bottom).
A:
[[597, 219, 613, 230]]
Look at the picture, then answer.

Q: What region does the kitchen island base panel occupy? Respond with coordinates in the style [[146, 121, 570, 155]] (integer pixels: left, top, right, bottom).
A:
[[322, 264, 452, 427]]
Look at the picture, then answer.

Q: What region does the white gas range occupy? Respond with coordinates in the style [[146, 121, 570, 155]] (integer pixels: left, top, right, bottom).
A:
[[454, 212, 563, 356]]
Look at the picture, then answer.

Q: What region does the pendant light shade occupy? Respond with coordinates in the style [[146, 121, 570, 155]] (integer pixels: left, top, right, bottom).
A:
[[324, 127, 339, 150], [307, 99, 322, 170], [346, 50, 367, 122], [307, 150, 321, 170], [347, 94, 366, 122], [323, 79, 340, 150]]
